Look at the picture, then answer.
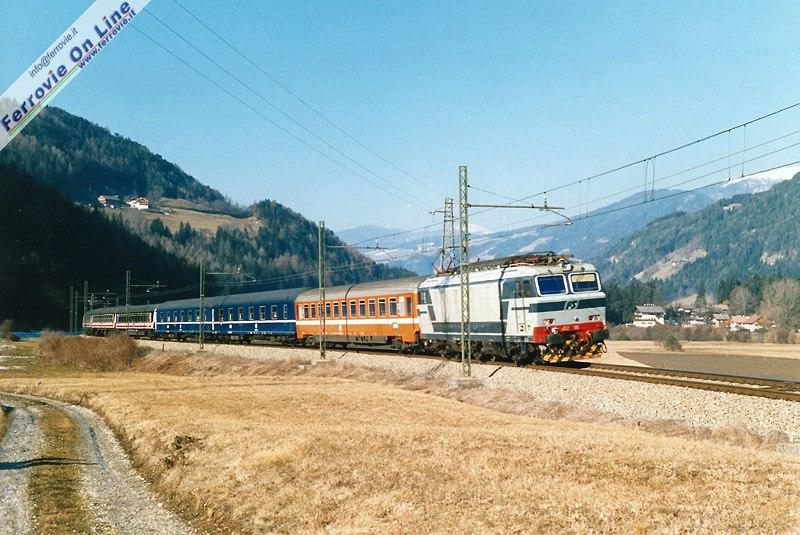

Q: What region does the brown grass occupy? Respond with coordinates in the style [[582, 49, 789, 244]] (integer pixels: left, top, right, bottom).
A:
[[609, 339, 800, 359], [114, 205, 259, 236], [28, 407, 92, 534], [2, 351, 799, 534], [36, 334, 144, 372], [0, 406, 8, 443]]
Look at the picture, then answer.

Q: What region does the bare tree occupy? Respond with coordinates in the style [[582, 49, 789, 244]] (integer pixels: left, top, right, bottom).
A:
[[729, 286, 758, 315], [759, 279, 800, 331]]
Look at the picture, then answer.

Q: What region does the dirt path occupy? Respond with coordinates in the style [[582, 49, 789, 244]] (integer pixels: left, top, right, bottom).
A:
[[0, 393, 197, 534], [0, 402, 43, 534]]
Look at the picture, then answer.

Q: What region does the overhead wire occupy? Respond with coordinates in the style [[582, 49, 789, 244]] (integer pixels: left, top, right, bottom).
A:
[[124, 16, 432, 211], [170, 0, 446, 199]]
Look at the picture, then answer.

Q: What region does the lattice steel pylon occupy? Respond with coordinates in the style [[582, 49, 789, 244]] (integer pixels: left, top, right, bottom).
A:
[[458, 166, 471, 377], [434, 198, 456, 272]]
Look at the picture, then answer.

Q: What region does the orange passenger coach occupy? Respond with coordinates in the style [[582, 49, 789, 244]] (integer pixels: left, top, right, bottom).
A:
[[295, 277, 425, 348]]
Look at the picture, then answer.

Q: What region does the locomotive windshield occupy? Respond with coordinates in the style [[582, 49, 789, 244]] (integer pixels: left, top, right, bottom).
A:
[[570, 272, 600, 292], [536, 275, 567, 295]]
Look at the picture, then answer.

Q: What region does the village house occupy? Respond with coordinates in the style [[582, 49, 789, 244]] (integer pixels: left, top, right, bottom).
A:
[[729, 315, 763, 332], [127, 197, 150, 211], [97, 194, 121, 208], [632, 304, 666, 328], [712, 312, 730, 329]]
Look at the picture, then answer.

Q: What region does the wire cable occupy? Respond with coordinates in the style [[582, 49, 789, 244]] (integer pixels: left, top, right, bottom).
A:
[[170, 0, 446, 199]]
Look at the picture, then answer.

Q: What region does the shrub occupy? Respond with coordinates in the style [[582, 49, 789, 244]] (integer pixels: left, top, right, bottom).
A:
[[661, 333, 683, 352], [36, 333, 145, 371], [0, 319, 14, 339]]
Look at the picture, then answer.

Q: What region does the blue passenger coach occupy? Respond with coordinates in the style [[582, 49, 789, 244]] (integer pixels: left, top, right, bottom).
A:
[[155, 288, 308, 341]]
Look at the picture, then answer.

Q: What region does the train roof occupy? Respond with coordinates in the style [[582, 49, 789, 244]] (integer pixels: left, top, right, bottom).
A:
[[159, 288, 310, 309], [297, 276, 427, 301], [84, 303, 157, 317]]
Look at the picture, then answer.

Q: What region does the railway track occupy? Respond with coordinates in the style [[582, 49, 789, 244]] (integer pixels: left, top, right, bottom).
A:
[[331, 345, 800, 402], [146, 338, 800, 402]]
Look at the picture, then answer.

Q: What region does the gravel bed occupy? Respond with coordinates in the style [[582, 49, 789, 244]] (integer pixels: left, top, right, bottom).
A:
[[0, 398, 44, 535], [4, 393, 196, 535], [141, 340, 800, 444]]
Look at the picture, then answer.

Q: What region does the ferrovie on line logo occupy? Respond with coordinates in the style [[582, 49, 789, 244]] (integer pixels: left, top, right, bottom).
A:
[[0, 0, 152, 152]]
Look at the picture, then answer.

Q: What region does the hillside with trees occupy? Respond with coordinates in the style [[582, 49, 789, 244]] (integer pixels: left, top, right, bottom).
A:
[[0, 106, 238, 213], [0, 109, 411, 329], [598, 172, 800, 297], [0, 164, 196, 329]]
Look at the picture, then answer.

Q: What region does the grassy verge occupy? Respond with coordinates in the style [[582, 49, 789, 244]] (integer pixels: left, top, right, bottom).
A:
[[3, 357, 800, 533], [0, 406, 8, 444], [28, 407, 93, 534]]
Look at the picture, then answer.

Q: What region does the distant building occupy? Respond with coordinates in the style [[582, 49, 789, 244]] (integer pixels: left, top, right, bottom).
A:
[[632, 305, 666, 328], [729, 315, 763, 332], [712, 313, 730, 328], [97, 194, 121, 208], [723, 202, 743, 212], [128, 197, 150, 211]]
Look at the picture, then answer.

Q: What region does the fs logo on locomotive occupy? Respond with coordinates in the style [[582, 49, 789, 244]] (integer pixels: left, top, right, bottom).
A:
[[0, 0, 152, 152]]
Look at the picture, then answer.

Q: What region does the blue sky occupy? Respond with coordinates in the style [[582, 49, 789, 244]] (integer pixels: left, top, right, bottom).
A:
[[3, 1, 800, 232]]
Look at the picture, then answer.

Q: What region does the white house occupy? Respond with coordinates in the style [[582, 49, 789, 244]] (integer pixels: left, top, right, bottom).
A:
[[97, 194, 121, 208], [729, 315, 762, 332], [128, 197, 150, 211], [632, 305, 666, 328]]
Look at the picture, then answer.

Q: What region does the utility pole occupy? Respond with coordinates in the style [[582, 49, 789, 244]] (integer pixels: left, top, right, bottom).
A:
[[458, 166, 471, 377], [460, 168, 567, 372], [125, 270, 131, 330], [74, 288, 80, 334], [68, 286, 74, 335], [318, 221, 326, 360], [82, 281, 88, 333], [199, 262, 205, 350]]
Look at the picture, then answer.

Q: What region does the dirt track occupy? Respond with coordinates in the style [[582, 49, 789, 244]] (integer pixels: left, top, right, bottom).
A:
[[0, 393, 196, 534]]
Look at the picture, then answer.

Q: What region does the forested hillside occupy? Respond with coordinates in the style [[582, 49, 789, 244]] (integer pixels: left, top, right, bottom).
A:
[[0, 107, 236, 213], [599, 172, 800, 297], [0, 108, 411, 328], [0, 164, 196, 329]]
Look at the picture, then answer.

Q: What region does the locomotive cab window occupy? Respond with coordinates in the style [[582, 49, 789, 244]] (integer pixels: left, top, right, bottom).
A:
[[418, 289, 431, 305], [536, 275, 567, 295], [570, 272, 600, 292]]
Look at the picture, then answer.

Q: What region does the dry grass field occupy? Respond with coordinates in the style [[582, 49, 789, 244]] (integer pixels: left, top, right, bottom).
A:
[[1, 343, 799, 534], [113, 205, 260, 236], [608, 339, 800, 359]]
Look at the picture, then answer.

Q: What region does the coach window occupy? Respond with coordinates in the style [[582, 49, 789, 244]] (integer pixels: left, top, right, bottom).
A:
[[310, 304, 316, 319], [368, 299, 376, 317], [359, 300, 366, 317], [283, 304, 289, 319], [406, 297, 413, 316], [323, 302, 330, 318], [203, 309, 208, 321], [536, 275, 567, 295], [339, 301, 346, 318], [271, 305, 278, 320], [350, 301, 357, 317], [248, 307, 254, 320], [378, 298, 387, 317], [259, 306, 266, 320], [180, 311, 186, 322], [333, 302, 340, 318], [226, 308, 232, 321], [389, 297, 398, 316]]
